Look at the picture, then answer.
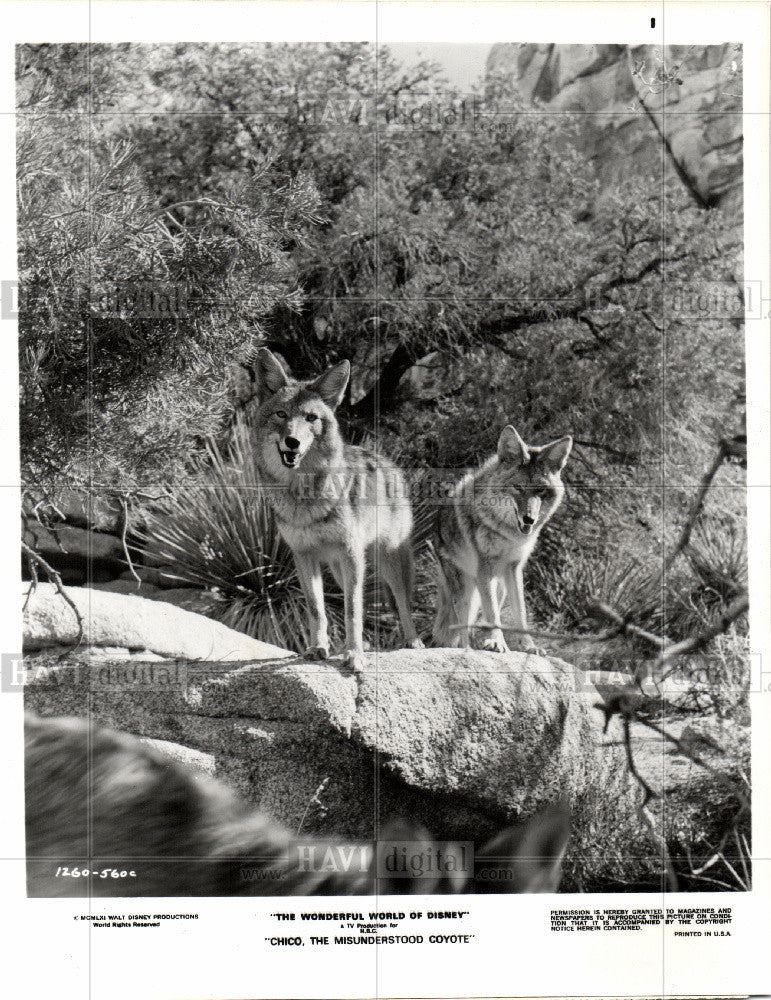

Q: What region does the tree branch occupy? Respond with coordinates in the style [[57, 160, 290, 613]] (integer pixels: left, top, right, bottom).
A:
[[654, 593, 749, 670], [665, 435, 747, 572], [22, 540, 84, 646]]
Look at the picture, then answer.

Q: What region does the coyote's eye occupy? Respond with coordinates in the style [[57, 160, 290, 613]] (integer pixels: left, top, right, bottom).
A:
[[305, 413, 318, 423], [275, 410, 288, 420]]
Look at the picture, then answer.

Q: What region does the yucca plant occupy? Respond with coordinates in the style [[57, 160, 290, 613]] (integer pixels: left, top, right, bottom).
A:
[[134, 425, 439, 652], [663, 516, 748, 639], [530, 545, 666, 636], [133, 427, 321, 651], [685, 518, 748, 601]]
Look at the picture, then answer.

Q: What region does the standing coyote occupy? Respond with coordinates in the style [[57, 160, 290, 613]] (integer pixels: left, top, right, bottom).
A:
[[25, 714, 570, 896], [240, 348, 422, 672], [433, 426, 572, 653]]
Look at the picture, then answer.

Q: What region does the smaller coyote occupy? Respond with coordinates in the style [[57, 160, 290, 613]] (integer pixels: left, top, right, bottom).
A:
[[240, 348, 422, 672], [433, 426, 572, 653], [25, 714, 570, 896]]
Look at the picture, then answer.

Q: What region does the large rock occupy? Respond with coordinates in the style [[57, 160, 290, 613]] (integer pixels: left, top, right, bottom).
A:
[[23, 520, 125, 563], [22, 519, 127, 584], [487, 42, 743, 210], [24, 646, 744, 889], [22, 583, 291, 661], [24, 648, 625, 843], [630, 44, 743, 208], [90, 579, 220, 616]]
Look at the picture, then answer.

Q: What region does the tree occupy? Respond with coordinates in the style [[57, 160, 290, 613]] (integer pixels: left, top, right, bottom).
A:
[[17, 44, 323, 486], [17, 42, 743, 491]]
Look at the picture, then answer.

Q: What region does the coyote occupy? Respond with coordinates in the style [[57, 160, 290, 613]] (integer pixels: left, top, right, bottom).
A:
[[433, 426, 572, 653], [240, 348, 422, 672], [25, 714, 570, 896]]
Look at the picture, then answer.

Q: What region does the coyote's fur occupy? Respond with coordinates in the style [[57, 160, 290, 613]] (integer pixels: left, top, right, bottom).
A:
[[239, 348, 423, 672], [25, 714, 570, 896], [433, 426, 572, 653]]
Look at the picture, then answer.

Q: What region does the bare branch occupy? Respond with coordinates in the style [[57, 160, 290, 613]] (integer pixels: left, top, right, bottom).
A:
[[654, 593, 749, 671], [21, 540, 84, 646], [119, 497, 141, 586], [586, 600, 670, 649], [638, 801, 679, 892], [664, 436, 746, 573]]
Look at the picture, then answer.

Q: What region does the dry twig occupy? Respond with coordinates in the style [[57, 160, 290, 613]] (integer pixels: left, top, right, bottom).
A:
[[21, 540, 84, 646]]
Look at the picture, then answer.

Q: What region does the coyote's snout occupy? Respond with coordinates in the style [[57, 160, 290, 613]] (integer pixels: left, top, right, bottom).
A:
[[25, 714, 570, 896], [433, 425, 572, 653], [238, 348, 424, 672]]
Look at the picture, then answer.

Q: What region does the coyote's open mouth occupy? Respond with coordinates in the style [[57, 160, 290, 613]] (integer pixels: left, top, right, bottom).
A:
[[278, 444, 300, 468]]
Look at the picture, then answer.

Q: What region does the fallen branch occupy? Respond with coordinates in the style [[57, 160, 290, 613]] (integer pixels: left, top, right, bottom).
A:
[[21, 540, 84, 646]]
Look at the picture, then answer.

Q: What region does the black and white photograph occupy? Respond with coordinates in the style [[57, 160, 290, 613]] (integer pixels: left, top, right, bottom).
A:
[[2, 2, 770, 999]]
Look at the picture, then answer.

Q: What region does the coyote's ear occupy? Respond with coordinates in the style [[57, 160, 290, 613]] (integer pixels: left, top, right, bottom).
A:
[[310, 360, 350, 410], [255, 348, 291, 396], [538, 435, 573, 474], [498, 425, 529, 466]]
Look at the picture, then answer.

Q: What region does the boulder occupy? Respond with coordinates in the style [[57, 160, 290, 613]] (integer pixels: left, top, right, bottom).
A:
[[24, 648, 625, 845], [24, 645, 744, 889], [22, 583, 292, 661], [22, 521, 127, 585], [23, 487, 124, 533], [23, 520, 125, 563], [90, 580, 220, 616], [631, 45, 743, 208]]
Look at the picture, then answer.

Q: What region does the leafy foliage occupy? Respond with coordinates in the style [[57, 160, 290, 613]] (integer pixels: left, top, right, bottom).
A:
[[17, 46, 323, 484], [18, 41, 747, 667]]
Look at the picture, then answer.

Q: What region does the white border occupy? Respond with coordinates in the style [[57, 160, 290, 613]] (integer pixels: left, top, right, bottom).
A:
[[1, 3, 768, 999]]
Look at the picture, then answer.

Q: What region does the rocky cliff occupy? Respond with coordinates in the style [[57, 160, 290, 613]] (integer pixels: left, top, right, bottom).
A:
[[487, 43, 743, 211]]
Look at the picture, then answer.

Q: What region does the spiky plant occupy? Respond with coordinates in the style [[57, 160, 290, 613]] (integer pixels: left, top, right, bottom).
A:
[[664, 516, 748, 639], [685, 518, 748, 601], [134, 425, 438, 652], [134, 427, 320, 651], [530, 545, 666, 636]]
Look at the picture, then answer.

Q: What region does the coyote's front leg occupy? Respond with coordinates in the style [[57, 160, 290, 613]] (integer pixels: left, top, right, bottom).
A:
[[504, 563, 538, 653], [477, 564, 509, 653], [293, 551, 330, 660], [340, 550, 366, 673]]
